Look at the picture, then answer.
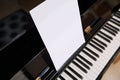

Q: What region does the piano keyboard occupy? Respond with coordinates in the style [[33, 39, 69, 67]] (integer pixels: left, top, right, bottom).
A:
[[56, 9, 120, 80]]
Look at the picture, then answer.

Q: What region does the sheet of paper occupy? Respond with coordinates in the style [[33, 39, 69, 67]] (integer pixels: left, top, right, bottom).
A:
[[30, 0, 85, 70]]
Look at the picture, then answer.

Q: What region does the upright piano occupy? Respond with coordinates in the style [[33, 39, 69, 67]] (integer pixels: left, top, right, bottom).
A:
[[0, 0, 120, 80]]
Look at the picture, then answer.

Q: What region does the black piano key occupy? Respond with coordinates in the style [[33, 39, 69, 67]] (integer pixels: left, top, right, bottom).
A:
[[99, 30, 113, 40], [64, 70, 77, 80], [105, 23, 118, 34], [82, 50, 97, 61], [106, 19, 119, 31], [111, 18, 120, 28], [115, 11, 120, 18], [102, 27, 116, 36], [85, 47, 99, 57], [93, 37, 107, 47], [91, 39, 105, 50], [75, 57, 90, 70], [72, 60, 87, 73], [59, 75, 65, 80], [97, 33, 111, 43], [89, 42, 103, 53], [67, 66, 83, 79], [78, 54, 93, 66]]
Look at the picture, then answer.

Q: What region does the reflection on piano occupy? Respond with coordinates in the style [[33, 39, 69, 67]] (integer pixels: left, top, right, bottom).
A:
[[55, 8, 120, 80]]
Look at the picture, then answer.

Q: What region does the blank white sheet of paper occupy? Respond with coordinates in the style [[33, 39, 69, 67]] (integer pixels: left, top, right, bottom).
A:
[[30, 0, 85, 70]]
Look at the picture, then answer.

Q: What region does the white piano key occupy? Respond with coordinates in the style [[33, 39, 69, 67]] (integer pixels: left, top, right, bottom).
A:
[[69, 62, 90, 80], [89, 41, 103, 52], [95, 35, 109, 45], [107, 21, 120, 30], [112, 15, 120, 22], [56, 78, 61, 80], [103, 34, 120, 65], [86, 43, 109, 60], [98, 32, 112, 41], [105, 23, 119, 34], [93, 37, 107, 47], [79, 52, 103, 80], [60, 72, 73, 80], [106, 22, 120, 32], [85, 44, 107, 67], [80, 51, 101, 70], [74, 56, 95, 80], [100, 28, 114, 38], [83, 47, 98, 59], [74, 56, 90, 70], [100, 28, 119, 45], [118, 9, 120, 12], [92, 38, 106, 50], [94, 35, 116, 58], [66, 68, 82, 80]]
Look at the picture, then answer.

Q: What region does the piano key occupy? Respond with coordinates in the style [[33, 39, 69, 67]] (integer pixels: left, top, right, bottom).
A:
[[85, 46, 100, 57], [106, 23, 119, 32], [100, 29, 118, 49], [64, 69, 77, 80], [78, 54, 93, 66], [82, 49, 97, 61], [89, 41, 103, 52], [67, 66, 83, 79], [56, 78, 61, 80], [97, 31, 112, 43], [69, 61, 92, 80], [74, 56, 95, 80], [83, 48, 99, 60], [79, 51, 103, 80], [115, 11, 120, 18], [72, 60, 87, 73], [75, 57, 90, 70], [99, 30, 113, 40], [95, 34, 110, 45], [66, 68, 82, 80], [102, 29, 120, 61], [118, 9, 120, 11], [97, 31, 113, 42], [79, 51, 102, 69], [102, 26, 116, 36], [93, 37, 107, 47], [100, 28, 114, 38], [100, 28, 120, 45], [112, 15, 120, 23], [105, 23, 118, 34], [97, 33, 111, 43], [107, 21, 120, 30], [91, 39, 105, 50], [56, 11, 120, 80], [111, 17, 120, 27], [86, 44, 108, 64], [85, 43, 117, 79], [94, 35, 113, 58], [69, 62, 91, 80], [73, 58, 91, 74], [60, 72, 73, 80], [58, 75, 65, 80]]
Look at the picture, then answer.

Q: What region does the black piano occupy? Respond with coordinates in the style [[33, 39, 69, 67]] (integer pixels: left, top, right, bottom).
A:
[[0, 0, 120, 80]]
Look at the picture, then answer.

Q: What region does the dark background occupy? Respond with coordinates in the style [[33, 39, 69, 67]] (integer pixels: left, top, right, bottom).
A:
[[78, 0, 97, 14]]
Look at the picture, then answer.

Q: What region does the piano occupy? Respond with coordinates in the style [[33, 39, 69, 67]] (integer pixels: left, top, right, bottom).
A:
[[55, 6, 120, 80], [33, 3, 120, 79], [0, 0, 120, 80]]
